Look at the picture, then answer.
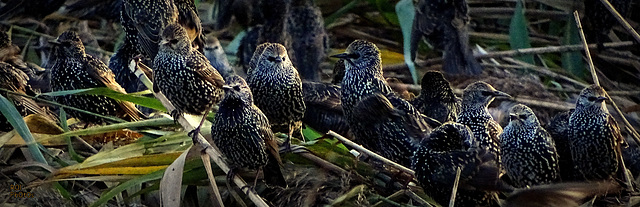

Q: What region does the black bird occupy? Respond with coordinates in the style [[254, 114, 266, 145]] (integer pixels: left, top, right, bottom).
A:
[[301, 81, 350, 138], [500, 104, 560, 188], [204, 36, 235, 79], [0, 31, 50, 93], [584, 0, 631, 49], [153, 24, 224, 123], [287, 0, 328, 81], [412, 122, 501, 206], [411, 0, 482, 75], [546, 109, 575, 181], [49, 31, 143, 123], [110, 12, 143, 93], [0, 62, 55, 131], [568, 85, 623, 181], [247, 42, 271, 77], [333, 40, 431, 166], [174, 0, 205, 53], [457, 81, 510, 166], [331, 59, 346, 85], [123, 0, 178, 60], [410, 71, 461, 124], [247, 43, 305, 144], [211, 75, 287, 188]]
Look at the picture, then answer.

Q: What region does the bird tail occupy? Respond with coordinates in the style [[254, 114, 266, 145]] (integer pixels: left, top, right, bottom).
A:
[[264, 151, 287, 188], [442, 27, 482, 75]]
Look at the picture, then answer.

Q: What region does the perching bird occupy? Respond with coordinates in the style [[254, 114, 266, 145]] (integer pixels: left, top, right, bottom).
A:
[[412, 122, 501, 206], [333, 40, 431, 166], [49, 31, 143, 123], [457, 81, 510, 166], [584, 0, 631, 49], [0, 31, 50, 93], [500, 104, 560, 188], [568, 85, 623, 181], [287, 0, 328, 81], [153, 24, 224, 122], [203, 35, 235, 79], [0, 62, 55, 131], [110, 11, 143, 93], [211, 75, 287, 188], [301, 81, 350, 138], [331, 59, 346, 85], [410, 71, 461, 124], [247, 43, 305, 144], [546, 109, 575, 181], [411, 0, 482, 75], [123, 0, 178, 60], [174, 0, 205, 53], [247, 42, 272, 77]]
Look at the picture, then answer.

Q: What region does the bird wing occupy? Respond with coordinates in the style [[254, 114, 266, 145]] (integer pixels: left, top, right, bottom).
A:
[[256, 107, 283, 165], [85, 56, 143, 121], [302, 82, 342, 112], [386, 94, 432, 142], [188, 52, 224, 88]]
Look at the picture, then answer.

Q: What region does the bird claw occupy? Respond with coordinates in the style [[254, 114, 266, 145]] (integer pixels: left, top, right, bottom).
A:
[[170, 109, 182, 124], [188, 127, 201, 140]]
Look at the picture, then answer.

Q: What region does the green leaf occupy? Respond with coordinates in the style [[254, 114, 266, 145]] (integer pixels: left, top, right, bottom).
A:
[[60, 108, 84, 163], [302, 125, 324, 141], [509, 0, 535, 64], [562, 15, 587, 79], [41, 88, 166, 112], [395, 0, 417, 84], [0, 94, 47, 164]]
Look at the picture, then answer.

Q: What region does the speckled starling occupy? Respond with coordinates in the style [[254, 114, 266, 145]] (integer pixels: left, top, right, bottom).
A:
[[153, 23, 224, 120], [247, 43, 305, 142], [411, 0, 482, 75], [568, 84, 623, 181], [204, 35, 235, 79], [110, 11, 143, 93], [546, 109, 575, 181], [0, 62, 55, 131], [0, 31, 50, 93], [412, 122, 499, 206], [333, 40, 431, 167], [123, 0, 178, 60], [584, 0, 631, 49], [301, 81, 350, 138], [500, 104, 559, 188], [457, 81, 510, 166], [247, 42, 271, 77], [174, 0, 205, 53], [287, 0, 328, 81], [211, 75, 287, 188], [49, 31, 143, 123], [410, 71, 461, 124], [331, 59, 346, 85]]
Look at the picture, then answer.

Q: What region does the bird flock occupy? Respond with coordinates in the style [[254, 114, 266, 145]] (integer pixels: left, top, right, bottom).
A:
[[0, 0, 636, 206]]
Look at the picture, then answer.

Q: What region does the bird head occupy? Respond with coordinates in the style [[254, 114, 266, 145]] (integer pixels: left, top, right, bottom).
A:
[[462, 81, 510, 109], [576, 84, 608, 112], [50, 30, 86, 59], [427, 122, 475, 151], [247, 43, 272, 76], [420, 71, 453, 99], [256, 43, 293, 73], [159, 24, 191, 53], [507, 104, 539, 129], [331, 40, 381, 74], [221, 75, 253, 105]]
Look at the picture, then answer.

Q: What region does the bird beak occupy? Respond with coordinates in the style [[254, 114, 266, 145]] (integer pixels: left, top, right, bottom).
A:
[[596, 96, 608, 102], [274, 56, 283, 62], [160, 39, 169, 45], [331, 53, 350, 59], [222, 85, 232, 90], [48, 40, 60, 45], [492, 90, 511, 98]]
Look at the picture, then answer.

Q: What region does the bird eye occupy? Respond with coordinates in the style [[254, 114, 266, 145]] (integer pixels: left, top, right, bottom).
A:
[[170, 39, 179, 44], [481, 91, 493, 96], [587, 96, 596, 102], [519, 114, 527, 119], [267, 56, 276, 61], [233, 85, 240, 91], [349, 53, 360, 59]]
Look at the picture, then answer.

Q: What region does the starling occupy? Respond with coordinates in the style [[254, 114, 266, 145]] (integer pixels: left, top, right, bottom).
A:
[[457, 81, 509, 164], [49, 31, 143, 123], [412, 122, 500, 206], [123, 0, 178, 60], [411, 0, 482, 75], [500, 104, 560, 188], [410, 71, 461, 124], [211, 75, 287, 188], [0, 62, 55, 131], [301, 81, 350, 138], [584, 0, 631, 49], [331, 59, 346, 85], [546, 109, 575, 181], [351, 93, 431, 166], [287, 0, 328, 81], [174, 0, 205, 53], [0, 31, 50, 93], [247, 43, 305, 143], [204, 35, 235, 79], [153, 24, 224, 121], [333, 40, 431, 166], [110, 11, 143, 93], [568, 85, 623, 181], [246, 42, 271, 77]]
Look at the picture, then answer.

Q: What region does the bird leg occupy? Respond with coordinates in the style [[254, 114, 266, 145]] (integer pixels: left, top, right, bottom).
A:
[[170, 109, 183, 124], [188, 109, 212, 143]]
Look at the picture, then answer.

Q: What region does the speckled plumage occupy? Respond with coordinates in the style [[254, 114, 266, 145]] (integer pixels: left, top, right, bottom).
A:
[[211, 75, 286, 187], [457, 81, 509, 165], [110, 10, 142, 93], [287, 0, 327, 81], [0, 62, 54, 131], [153, 24, 224, 117], [411, 71, 460, 124], [411, 0, 482, 75], [568, 85, 623, 181], [301, 81, 350, 137], [174, 0, 205, 53], [123, 0, 178, 60], [247, 43, 305, 139], [412, 122, 498, 206], [500, 104, 559, 188], [204, 36, 235, 79], [547, 109, 574, 181], [335, 40, 431, 167], [49, 31, 143, 123]]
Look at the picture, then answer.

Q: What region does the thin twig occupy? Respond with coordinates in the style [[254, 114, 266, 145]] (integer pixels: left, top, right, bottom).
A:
[[573, 11, 599, 86], [327, 131, 415, 176], [129, 60, 269, 207], [404, 190, 434, 207], [449, 167, 461, 207], [598, 0, 640, 44]]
